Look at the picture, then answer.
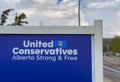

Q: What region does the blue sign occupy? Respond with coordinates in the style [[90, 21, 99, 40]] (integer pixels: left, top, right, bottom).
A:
[[0, 34, 92, 82]]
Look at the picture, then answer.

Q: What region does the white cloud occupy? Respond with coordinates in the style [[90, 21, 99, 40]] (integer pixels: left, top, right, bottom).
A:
[[17, 8, 37, 17], [6, 0, 20, 4], [63, 0, 69, 3], [1, 0, 120, 37], [115, 0, 120, 2], [34, 0, 49, 4], [88, 1, 117, 9], [82, 0, 120, 38], [109, 31, 120, 37], [13, 0, 88, 26], [116, 11, 120, 16], [33, 0, 57, 5], [4, 0, 20, 8], [41, 10, 65, 18], [110, 19, 120, 37]]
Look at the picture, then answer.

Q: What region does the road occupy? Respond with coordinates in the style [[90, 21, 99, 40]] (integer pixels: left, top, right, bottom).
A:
[[104, 66, 120, 78], [104, 55, 120, 82]]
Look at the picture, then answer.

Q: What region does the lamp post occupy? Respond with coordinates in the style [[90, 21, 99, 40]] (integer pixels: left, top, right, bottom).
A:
[[78, 0, 81, 26]]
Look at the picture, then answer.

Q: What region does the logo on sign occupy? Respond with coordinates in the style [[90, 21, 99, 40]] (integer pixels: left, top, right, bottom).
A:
[[54, 40, 67, 48]]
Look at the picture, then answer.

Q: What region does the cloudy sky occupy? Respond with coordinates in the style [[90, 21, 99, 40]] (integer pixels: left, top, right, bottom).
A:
[[0, 0, 120, 38]]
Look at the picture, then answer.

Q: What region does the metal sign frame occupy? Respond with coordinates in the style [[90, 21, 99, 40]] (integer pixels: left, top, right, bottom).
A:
[[0, 20, 103, 82]]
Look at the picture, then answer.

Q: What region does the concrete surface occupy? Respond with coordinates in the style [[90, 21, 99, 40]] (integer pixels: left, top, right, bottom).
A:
[[104, 77, 112, 82], [104, 77, 120, 82], [104, 55, 120, 82]]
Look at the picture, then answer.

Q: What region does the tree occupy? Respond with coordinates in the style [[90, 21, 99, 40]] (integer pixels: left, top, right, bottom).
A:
[[0, 9, 28, 26], [0, 9, 14, 25], [111, 36, 120, 53], [12, 13, 28, 26]]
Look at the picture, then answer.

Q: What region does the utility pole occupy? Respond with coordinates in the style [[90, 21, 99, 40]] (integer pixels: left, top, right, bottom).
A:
[[78, 0, 81, 26]]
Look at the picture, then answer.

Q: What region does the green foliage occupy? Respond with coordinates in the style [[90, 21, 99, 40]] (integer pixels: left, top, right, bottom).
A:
[[111, 36, 120, 53], [0, 9, 28, 26], [0, 9, 14, 25], [14, 13, 28, 26]]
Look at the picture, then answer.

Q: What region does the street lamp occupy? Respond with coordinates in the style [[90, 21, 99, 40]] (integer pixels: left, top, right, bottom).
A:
[[78, 0, 81, 26]]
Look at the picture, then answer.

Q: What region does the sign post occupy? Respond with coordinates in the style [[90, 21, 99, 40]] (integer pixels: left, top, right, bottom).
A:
[[0, 20, 103, 82]]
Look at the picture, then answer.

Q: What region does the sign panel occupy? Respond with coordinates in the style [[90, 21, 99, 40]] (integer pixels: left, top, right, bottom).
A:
[[0, 34, 92, 82]]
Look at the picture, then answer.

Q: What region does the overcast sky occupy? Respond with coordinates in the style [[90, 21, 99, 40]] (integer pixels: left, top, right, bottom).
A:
[[0, 0, 120, 38]]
